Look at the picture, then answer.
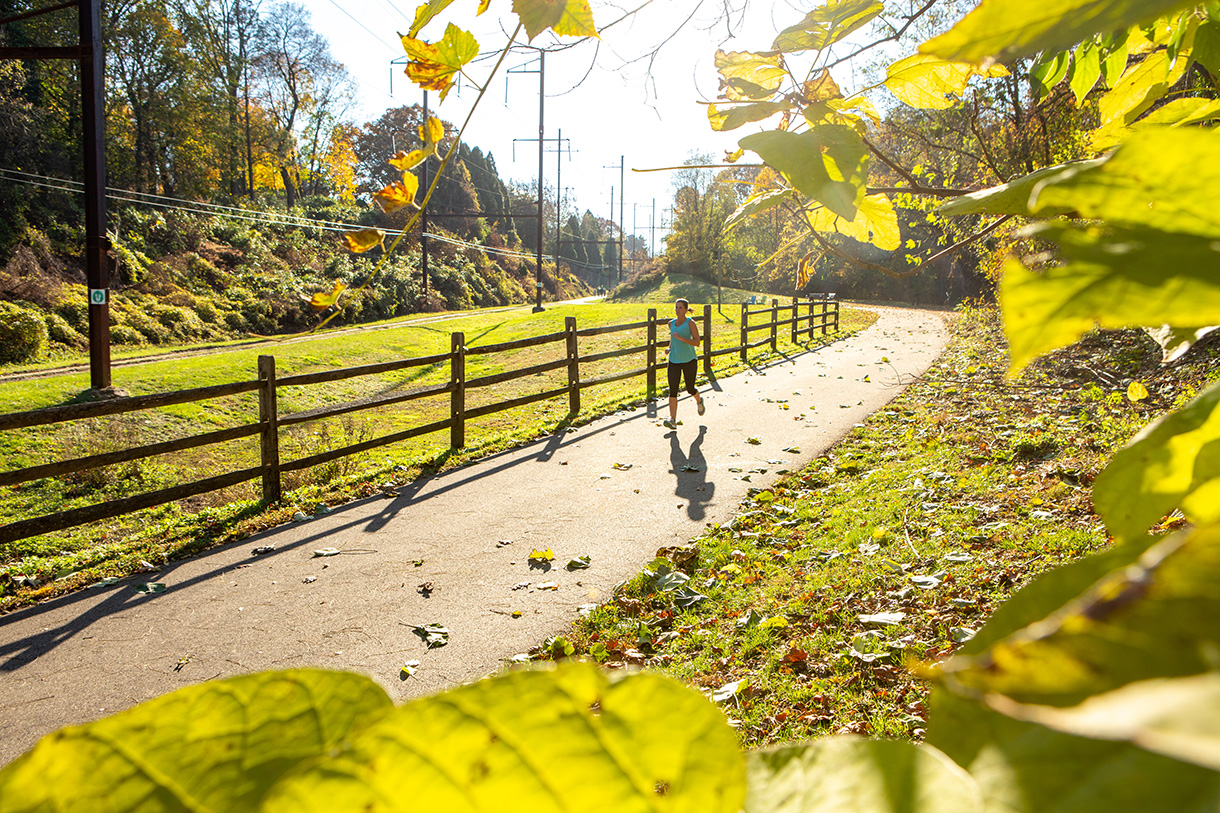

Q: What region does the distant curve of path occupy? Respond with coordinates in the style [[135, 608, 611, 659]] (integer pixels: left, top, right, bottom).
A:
[[0, 306, 949, 765]]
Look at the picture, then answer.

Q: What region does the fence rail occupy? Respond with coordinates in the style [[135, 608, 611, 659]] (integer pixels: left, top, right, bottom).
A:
[[0, 295, 839, 545]]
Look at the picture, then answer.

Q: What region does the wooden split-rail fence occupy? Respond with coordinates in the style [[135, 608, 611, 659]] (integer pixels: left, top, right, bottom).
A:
[[0, 296, 839, 545]]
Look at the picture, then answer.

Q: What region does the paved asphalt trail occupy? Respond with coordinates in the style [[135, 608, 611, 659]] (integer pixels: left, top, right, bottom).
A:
[[0, 306, 948, 764]]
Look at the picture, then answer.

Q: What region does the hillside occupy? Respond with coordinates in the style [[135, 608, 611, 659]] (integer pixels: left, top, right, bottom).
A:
[[0, 201, 596, 369]]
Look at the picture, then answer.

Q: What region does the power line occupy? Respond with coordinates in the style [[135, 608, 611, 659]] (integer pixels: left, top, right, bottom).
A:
[[323, 0, 400, 54], [0, 168, 360, 234]]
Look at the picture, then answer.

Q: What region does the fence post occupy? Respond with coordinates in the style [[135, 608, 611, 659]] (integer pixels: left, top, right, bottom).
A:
[[807, 296, 816, 340], [450, 331, 465, 448], [565, 316, 580, 414], [770, 298, 778, 352], [646, 308, 657, 399], [257, 354, 281, 503], [702, 304, 712, 378], [831, 295, 840, 332], [740, 303, 748, 363], [790, 296, 798, 345], [821, 297, 830, 335]]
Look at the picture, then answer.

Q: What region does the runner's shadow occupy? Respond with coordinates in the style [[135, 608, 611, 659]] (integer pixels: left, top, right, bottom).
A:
[[669, 427, 714, 521]]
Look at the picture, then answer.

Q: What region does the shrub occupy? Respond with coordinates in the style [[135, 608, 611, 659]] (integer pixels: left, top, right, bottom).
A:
[[195, 300, 219, 324], [54, 291, 89, 333], [122, 309, 169, 344], [222, 310, 248, 332], [0, 301, 49, 362], [44, 312, 84, 347], [109, 324, 144, 345]]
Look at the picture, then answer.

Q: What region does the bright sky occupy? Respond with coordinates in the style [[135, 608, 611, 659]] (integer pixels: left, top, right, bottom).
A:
[[302, 0, 872, 244]]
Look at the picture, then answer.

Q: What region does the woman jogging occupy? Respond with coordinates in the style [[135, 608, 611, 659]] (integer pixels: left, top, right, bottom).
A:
[[663, 298, 705, 430]]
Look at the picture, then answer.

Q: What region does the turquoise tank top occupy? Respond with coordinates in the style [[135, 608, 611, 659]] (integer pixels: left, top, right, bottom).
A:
[[669, 317, 698, 364]]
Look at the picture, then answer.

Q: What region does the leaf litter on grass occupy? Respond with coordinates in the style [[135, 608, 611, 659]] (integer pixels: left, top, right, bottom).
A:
[[523, 306, 1220, 748]]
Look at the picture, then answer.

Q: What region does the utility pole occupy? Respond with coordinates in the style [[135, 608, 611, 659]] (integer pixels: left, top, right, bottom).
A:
[[1, 0, 111, 390], [603, 156, 625, 283], [650, 198, 657, 258], [507, 51, 548, 311], [533, 52, 544, 311], [421, 91, 430, 296]]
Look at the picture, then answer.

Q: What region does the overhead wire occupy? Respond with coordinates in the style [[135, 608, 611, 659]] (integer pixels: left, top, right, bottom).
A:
[[0, 167, 547, 260]]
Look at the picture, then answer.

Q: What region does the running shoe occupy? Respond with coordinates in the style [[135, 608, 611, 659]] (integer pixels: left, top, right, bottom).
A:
[[662, 419, 677, 429], [697, 399, 706, 416]]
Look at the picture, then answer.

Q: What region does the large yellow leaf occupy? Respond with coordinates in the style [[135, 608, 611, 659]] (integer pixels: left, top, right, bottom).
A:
[[715, 50, 786, 101], [771, 0, 884, 53], [1097, 47, 1190, 127], [708, 100, 790, 132], [373, 174, 420, 213], [263, 664, 746, 812], [885, 54, 1008, 109], [512, 0, 598, 41], [342, 228, 385, 254], [303, 280, 348, 310], [919, 0, 1196, 64], [407, 0, 457, 37], [420, 115, 444, 146], [389, 148, 430, 171], [399, 23, 478, 100], [808, 194, 900, 250]]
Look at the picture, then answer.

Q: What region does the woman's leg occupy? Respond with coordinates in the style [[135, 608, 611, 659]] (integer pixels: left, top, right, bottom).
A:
[[667, 362, 681, 422]]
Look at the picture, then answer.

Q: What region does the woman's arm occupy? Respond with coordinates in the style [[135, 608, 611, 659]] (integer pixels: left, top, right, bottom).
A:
[[686, 321, 701, 347]]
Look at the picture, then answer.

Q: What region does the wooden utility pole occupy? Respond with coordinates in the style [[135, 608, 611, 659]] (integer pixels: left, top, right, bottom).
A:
[[1, 0, 111, 390]]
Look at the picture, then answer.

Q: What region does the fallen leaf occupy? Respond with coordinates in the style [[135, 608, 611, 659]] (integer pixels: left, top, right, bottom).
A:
[[910, 575, 941, 589], [410, 622, 449, 648], [135, 582, 167, 594], [745, 436, 762, 445], [1127, 381, 1149, 402], [612, 462, 633, 470], [302, 576, 317, 584], [949, 627, 976, 643], [566, 555, 592, 571], [313, 548, 341, 558], [536, 581, 559, 590], [782, 446, 801, 453], [528, 547, 554, 562], [858, 611, 906, 626], [673, 586, 708, 607], [681, 464, 701, 472], [401, 659, 420, 678], [712, 679, 746, 703], [656, 570, 690, 592], [512, 581, 530, 590]]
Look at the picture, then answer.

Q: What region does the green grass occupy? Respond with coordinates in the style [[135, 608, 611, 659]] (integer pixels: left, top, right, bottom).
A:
[[609, 272, 799, 307], [0, 289, 876, 612], [521, 306, 1220, 748]]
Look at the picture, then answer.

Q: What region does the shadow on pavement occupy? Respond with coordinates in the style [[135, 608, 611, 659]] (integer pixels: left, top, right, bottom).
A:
[[669, 426, 715, 522]]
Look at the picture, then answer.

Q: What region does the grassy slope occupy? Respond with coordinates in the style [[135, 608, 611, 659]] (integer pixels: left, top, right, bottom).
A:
[[0, 287, 876, 611], [609, 273, 794, 306], [526, 306, 1220, 747]]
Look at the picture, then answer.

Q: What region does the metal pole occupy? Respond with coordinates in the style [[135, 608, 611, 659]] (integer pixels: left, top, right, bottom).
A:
[[608, 184, 613, 291], [554, 127, 562, 276], [651, 198, 656, 258], [80, 0, 110, 390], [533, 52, 545, 312], [421, 90, 430, 296], [618, 154, 624, 283]]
